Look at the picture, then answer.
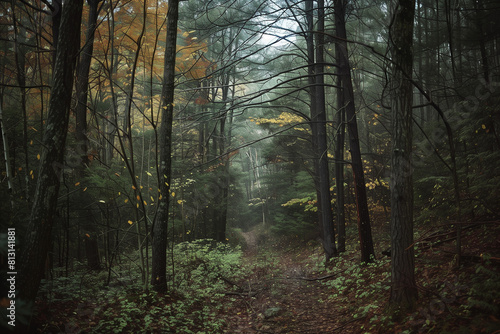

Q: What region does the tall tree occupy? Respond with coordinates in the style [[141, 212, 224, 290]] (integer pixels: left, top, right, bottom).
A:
[[0, 104, 14, 209], [388, 0, 418, 308], [335, 88, 346, 253], [334, 0, 375, 263], [305, 0, 337, 260], [75, 0, 102, 167], [151, 0, 179, 293], [315, 0, 337, 260], [16, 0, 83, 319]]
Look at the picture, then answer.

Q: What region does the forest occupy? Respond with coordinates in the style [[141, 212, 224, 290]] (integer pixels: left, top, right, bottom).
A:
[[0, 0, 499, 333]]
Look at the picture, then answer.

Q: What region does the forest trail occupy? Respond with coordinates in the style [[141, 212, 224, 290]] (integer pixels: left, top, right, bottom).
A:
[[240, 229, 259, 251], [223, 240, 356, 333]]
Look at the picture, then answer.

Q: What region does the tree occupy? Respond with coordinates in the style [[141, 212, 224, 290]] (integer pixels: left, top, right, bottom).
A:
[[388, 0, 418, 308], [303, 0, 337, 260], [75, 0, 102, 167], [334, 0, 375, 263], [151, 0, 179, 293], [314, 0, 337, 260], [16, 0, 83, 321]]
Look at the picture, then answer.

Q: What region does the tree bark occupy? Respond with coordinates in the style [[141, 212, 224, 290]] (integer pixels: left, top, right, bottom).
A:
[[315, 0, 337, 260], [0, 104, 14, 209], [305, 0, 336, 260], [16, 0, 83, 320], [151, 0, 179, 293], [334, 0, 375, 263], [335, 84, 346, 253], [389, 0, 418, 308], [75, 0, 101, 167], [11, 1, 30, 202]]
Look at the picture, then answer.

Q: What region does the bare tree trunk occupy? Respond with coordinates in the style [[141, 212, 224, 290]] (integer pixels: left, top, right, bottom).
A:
[[0, 104, 14, 209], [16, 0, 83, 326], [315, 0, 337, 260], [50, 0, 62, 67], [11, 1, 30, 202], [335, 87, 346, 253], [151, 0, 179, 293], [334, 0, 374, 263], [389, 0, 418, 309], [75, 0, 102, 167]]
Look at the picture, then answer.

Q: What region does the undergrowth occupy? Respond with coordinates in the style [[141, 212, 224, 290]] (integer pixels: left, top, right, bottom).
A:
[[29, 226, 500, 333], [35, 239, 247, 333]]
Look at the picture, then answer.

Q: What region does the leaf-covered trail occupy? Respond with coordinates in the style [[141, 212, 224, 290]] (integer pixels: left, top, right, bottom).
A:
[[222, 238, 356, 333]]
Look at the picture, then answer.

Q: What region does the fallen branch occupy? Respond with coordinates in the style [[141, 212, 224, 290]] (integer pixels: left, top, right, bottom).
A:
[[286, 270, 345, 281], [224, 290, 259, 297]]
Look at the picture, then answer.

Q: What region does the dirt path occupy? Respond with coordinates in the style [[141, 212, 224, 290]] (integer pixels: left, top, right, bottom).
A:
[[223, 241, 352, 333], [240, 230, 258, 251]]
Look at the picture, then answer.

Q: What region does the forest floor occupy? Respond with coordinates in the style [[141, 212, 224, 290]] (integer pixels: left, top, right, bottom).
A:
[[30, 220, 500, 333]]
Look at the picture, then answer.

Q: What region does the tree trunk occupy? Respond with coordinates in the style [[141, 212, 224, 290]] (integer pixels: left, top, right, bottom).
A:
[[0, 104, 14, 209], [389, 0, 418, 309], [16, 0, 83, 321], [75, 0, 101, 167], [84, 236, 101, 270], [334, 0, 374, 263], [151, 0, 179, 293], [335, 86, 346, 253], [51, 0, 62, 67], [315, 0, 337, 260], [305, 0, 336, 260], [12, 1, 30, 202]]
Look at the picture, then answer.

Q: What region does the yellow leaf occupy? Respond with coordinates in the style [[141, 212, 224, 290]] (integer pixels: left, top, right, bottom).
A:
[[115, 173, 120, 177], [83, 187, 87, 192], [143, 200, 147, 206], [75, 182, 80, 186], [482, 124, 486, 129], [146, 171, 152, 176], [132, 185, 136, 190], [30, 170, 33, 175], [177, 200, 183, 205], [151, 196, 154, 202], [124, 199, 129, 203], [171, 192, 175, 197], [85, 233, 90, 238], [37, 154, 40, 160], [136, 203, 139, 208], [128, 220, 133, 225], [136, 195, 141, 201], [30, 140, 33, 145], [118, 192, 121, 196], [159, 194, 163, 200]]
